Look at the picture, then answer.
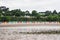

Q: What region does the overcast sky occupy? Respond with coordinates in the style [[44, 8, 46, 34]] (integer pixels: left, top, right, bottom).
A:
[[0, 0, 60, 12]]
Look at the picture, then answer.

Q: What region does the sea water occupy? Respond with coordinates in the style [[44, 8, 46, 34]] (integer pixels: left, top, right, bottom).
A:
[[0, 26, 60, 40]]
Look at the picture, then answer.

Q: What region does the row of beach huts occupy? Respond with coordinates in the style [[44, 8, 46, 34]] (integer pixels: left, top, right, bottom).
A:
[[0, 22, 60, 24]]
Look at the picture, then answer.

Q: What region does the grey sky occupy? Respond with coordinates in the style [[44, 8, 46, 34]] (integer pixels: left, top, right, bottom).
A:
[[0, 0, 60, 12]]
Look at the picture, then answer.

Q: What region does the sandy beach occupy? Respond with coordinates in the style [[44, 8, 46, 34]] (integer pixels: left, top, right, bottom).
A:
[[0, 22, 60, 40], [0, 27, 60, 40]]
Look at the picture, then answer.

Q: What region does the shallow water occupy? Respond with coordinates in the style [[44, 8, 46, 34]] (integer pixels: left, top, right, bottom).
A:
[[0, 26, 60, 40]]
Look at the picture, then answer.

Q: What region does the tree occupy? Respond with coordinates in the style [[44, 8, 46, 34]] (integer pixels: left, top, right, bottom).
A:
[[10, 9, 21, 16], [25, 10, 31, 16], [53, 10, 57, 14], [21, 11, 25, 16], [45, 11, 52, 16], [47, 15, 59, 21], [0, 6, 9, 16], [0, 10, 2, 16], [31, 10, 38, 16], [58, 12, 60, 16]]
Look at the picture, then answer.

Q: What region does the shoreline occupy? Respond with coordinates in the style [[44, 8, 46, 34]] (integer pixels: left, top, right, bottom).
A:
[[0, 22, 60, 27]]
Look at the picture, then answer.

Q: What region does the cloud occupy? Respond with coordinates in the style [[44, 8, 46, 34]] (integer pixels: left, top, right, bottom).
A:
[[0, 0, 60, 12]]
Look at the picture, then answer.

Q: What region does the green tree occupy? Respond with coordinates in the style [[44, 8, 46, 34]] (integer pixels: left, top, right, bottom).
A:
[[0, 10, 2, 16], [45, 11, 52, 16], [53, 10, 57, 14], [0, 6, 9, 16], [10, 9, 21, 16], [25, 10, 31, 16], [47, 15, 59, 21], [10, 9, 25, 17], [31, 10, 38, 17]]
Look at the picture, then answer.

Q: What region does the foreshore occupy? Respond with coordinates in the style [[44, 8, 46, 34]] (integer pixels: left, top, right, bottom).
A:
[[0, 22, 60, 27]]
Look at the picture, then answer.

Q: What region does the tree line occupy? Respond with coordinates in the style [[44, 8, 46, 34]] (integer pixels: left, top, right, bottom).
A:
[[0, 6, 60, 22]]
